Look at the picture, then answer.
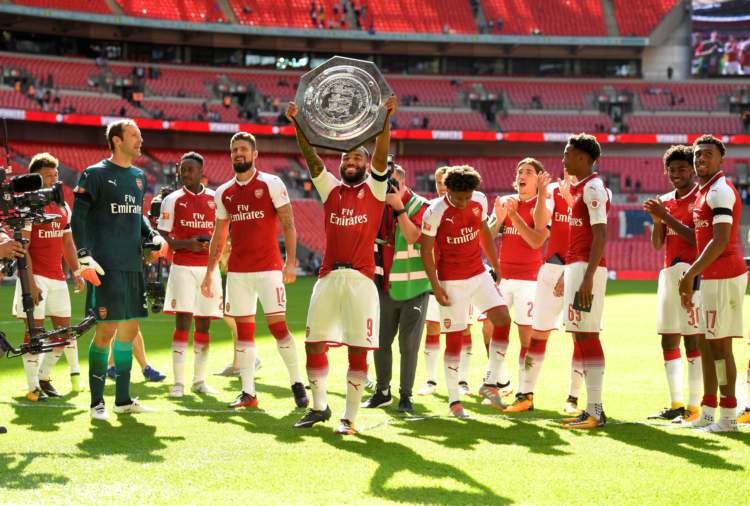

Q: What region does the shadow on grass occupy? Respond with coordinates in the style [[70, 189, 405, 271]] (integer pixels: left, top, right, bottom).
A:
[[320, 431, 511, 505], [76, 417, 185, 463], [578, 422, 745, 472], [0, 452, 71, 489], [8, 396, 81, 433]]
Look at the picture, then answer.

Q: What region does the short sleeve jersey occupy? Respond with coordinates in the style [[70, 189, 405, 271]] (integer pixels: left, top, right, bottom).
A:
[[73, 159, 148, 272], [545, 182, 571, 262], [422, 192, 488, 281], [659, 185, 698, 268], [499, 195, 545, 280], [566, 173, 610, 267], [28, 202, 71, 280], [313, 168, 386, 279], [215, 171, 290, 273], [158, 186, 216, 267], [693, 171, 746, 280]]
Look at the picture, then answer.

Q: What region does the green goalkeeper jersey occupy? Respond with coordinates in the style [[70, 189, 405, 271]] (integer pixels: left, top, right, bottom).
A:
[[71, 159, 152, 272]]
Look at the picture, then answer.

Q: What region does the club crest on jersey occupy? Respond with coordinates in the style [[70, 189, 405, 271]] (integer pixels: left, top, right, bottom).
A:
[[443, 319, 451, 329], [161, 211, 170, 220], [208, 201, 216, 209], [254, 189, 264, 199], [357, 189, 365, 200], [171, 299, 177, 309], [590, 199, 600, 209], [472, 208, 480, 216], [136, 179, 143, 191], [424, 223, 432, 231], [225, 302, 231, 312], [98, 307, 108, 319], [305, 326, 311, 337]]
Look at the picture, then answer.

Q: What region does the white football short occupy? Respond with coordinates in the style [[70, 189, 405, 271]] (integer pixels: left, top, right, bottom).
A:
[[165, 264, 223, 318], [532, 262, 565, 332], [563, 262, 607, 333], [426, 294, 476, 326], [656, 263, 702, 336], [224, 270, 286, 317], [306, 269, 380, 349], [700, 273, 746, 341], [498, 278, 536, 326], [438, 271, 505, 333], [13, 274, 71, 320]]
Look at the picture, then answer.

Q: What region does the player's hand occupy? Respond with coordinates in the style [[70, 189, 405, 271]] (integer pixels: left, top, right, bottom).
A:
[[282, 261, 297, 284], [30, 282, 42, 306], [494, 196, 508, 224], [383, 95, 398, 117], [558, 170, 574, 207], [678, 272, 696, 310], [76, 254, 104, 286], [201, 273, 214, 298], [285, 102, 298, 123], [577, 273, 594, 309], [537, 171, 551, 197], [553, 274, 564, 297], [504, 196, 519, 216], [73, 274, 85, 293], [434, 285, 451, 306], [0, 238, 25, 259], [385, 191, 404, 210], [643, 197, 666, 224], [186, 238, 208, 253]]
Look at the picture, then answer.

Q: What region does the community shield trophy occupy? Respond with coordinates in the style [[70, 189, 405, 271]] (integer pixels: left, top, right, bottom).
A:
[[294, 56, 393, 152]]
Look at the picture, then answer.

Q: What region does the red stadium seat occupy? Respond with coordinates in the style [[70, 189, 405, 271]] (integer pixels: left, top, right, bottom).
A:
[[481, 0, 606, 36], [117, 0, 222, 22], [13, 0, 112, 13], [612, 0, 678, 36]]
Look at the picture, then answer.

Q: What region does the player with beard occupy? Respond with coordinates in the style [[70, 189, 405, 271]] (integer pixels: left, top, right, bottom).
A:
[[679, 135, 746, 432], [201, 132, 307, 410], [286, 96, 396, 435], [642, 145, 703, 424]]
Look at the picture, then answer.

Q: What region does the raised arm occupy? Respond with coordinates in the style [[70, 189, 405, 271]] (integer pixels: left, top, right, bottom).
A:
[[371, 95, 398, 175], [286, 102, 325, 178]]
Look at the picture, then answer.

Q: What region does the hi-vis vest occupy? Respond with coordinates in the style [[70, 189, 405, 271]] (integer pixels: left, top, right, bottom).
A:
[[388, 193, 431, 301]]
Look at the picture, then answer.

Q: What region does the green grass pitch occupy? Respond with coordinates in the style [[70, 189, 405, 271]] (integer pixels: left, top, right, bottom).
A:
[[1, 279, 750, 504]]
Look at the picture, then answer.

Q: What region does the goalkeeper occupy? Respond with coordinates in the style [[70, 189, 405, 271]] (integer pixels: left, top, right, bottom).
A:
[[71, 119, 165, 421]]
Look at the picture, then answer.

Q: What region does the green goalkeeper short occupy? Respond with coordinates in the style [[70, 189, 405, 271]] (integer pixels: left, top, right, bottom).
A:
[[85, 270, 148, 322]]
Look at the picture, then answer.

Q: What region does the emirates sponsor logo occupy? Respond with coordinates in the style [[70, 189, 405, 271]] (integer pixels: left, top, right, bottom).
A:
[[504, 226, 519, 236], [694, 218, 710, 229], [446, 226, 479, 245], [569, 217, 584, 227], [230, 204, 265, 222], [329, 207, 368, 226], [38, 222, 64, 239], [179, 212, 213, 229], [110, 194, 141, 215], [554, 211, 569, 223]]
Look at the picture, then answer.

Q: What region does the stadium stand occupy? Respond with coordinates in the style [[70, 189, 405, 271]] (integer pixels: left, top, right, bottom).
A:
[[612, 0, 678, 36], [116, 0, 222, 22], [480, 0, 607, 36], [626, 115, 744, 135], [13, 0, 112, 14], [497, 113, 611, 133]]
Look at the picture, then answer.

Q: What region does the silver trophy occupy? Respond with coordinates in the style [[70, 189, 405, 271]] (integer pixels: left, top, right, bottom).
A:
[[294, 56, 393, 152]]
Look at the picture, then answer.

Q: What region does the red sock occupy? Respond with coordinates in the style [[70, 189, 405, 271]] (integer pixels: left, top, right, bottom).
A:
[[173, 329, 189, 344], [663, 348, 681, 361], [237, 322, 255, 343], [719, 396, 737, 408], [268, 321, 289, 340], [702, 394, 718, 408]]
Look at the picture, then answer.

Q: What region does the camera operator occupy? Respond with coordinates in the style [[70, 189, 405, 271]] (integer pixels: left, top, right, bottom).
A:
[[362, 161, 431, 414], [0, 231, 24, 434], [12, 153, 84, 401]]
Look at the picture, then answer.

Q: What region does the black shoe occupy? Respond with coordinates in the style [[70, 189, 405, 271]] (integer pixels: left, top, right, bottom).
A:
[[291, 382, 309, 408], [39, 379, 62, 398], [0, 426, 6, 434], [361, 388, 393, 408], [647, 406, 686, 420], [294, 406, 332, 428], [398, 395, 414, 414]]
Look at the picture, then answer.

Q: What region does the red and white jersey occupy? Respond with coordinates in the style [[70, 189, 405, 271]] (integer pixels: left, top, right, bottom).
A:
[[566, 173, 610, 266], [422, 192, 488, 281], [215, 170, 290, 273], [693, 171, 746, 280], [498, 195, 546, 280], [313, 168, 386, 279], [659, 185, 698, 268], [26, 202, 71, 280], [544, 182, 571, 262], [158, 186, 216, 267]]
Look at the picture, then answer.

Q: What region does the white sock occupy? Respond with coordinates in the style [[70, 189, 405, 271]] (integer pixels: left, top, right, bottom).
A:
[[584, 354, 605, 419], [444, 352, 461, 404], [193, 342, 209, 384], [343, 370, 367, 423], [746, 367, 750, 409], [23, 353, 41, 391], [236, 341, 256, 396], [458, 342, 472, 384], [687, 352, 702, 407], [172, 341, 188, 386], [484, 339, 508, 386], [521, 341, 547, 394], [424, 338, 440, 384], [664, 357, 684, 406], [276, 335, 303, 384], [517, 347, 528, 393], [38, 346, 64, 381], [569, 354, 584, 398], [64, 341, 80, 375], [720, 406, 737, 426], [307, 356, 329, 411]]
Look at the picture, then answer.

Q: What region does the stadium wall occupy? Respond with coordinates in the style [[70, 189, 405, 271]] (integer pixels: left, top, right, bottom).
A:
[[642, 3, 692, 80]]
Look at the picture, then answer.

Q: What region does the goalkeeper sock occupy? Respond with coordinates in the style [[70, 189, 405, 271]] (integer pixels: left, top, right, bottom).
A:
[[88, 341, 108, 406], [172, 329, 188, 386], [269, 321, 303, 385], [113, 340, 133, 406], [193, 331, 210, 384]]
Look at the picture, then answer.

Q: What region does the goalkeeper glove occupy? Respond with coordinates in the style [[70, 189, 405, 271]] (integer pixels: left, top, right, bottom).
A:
[[76, 249, 105, 286]]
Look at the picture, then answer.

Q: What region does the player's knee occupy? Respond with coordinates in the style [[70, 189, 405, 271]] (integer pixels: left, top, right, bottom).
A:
[[660, 334, 680, 352], [175, 314, 192, 331], [488, 307, 511, 328], [268, 320, 289, 340], [683, 335, 700, 353]]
